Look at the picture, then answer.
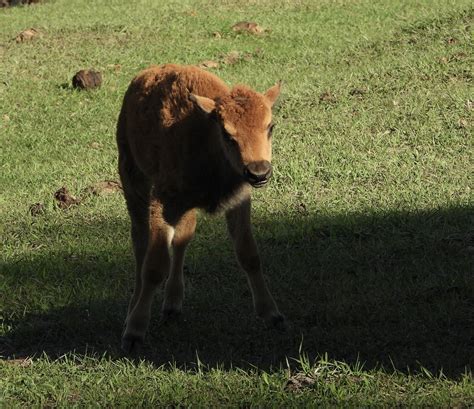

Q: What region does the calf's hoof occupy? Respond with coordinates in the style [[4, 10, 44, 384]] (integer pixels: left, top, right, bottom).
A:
[[263, 312, 288, 332], [121, 333, 144, 355], [158, 308, 182, 326], [269, 313, 289, 331]]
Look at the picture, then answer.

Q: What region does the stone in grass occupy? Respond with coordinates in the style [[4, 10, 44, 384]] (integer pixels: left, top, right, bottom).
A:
[[72, 69, 102, 90]]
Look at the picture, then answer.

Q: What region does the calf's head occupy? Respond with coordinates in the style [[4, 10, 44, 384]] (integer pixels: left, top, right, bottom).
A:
[[190, 82, 281, 187]]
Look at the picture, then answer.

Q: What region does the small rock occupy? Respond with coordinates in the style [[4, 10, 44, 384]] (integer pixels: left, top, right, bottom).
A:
[[72, 69, 102, 90], [212, 31, 222, 39]]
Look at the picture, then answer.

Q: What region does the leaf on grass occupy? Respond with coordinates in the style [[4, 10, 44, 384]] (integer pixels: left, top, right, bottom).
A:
[[54, 187, 81, 209], [84, 180, 123, 196], [232, 21, 265, 34], [15, 28, 40, 43]]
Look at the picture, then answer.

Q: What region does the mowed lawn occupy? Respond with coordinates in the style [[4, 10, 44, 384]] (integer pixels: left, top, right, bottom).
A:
[[0, 0, 473, 406]]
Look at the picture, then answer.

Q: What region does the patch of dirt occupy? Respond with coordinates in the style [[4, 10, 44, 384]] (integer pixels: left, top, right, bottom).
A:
[[3, 357, 33, 367], [15, 28, 40, 43], [285, 372, 315, 392], [222, 49, 263, 65], [232, 21, 265, 34], [83, 180, 122, 196], [29, 202, 45, 217], [54, 187, 81, 209], [319, 90, 337, 104], [198, 49, 262, 69], [198, 60, 219, 69], [349, 88, 367, 97], [72, 69, 102, 90]]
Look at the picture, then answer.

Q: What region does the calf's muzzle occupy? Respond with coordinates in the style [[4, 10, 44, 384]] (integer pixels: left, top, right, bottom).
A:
[[244, 160, 272, 187]]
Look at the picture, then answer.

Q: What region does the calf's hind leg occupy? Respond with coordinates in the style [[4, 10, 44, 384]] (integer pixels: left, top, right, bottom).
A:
[[119, 166, 151, 317], [226, 199, 285, 328], [122, 199, 174, 352]]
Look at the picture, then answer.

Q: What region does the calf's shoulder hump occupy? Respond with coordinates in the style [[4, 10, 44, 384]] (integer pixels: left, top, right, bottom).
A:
[[128, 64, 230, 100]]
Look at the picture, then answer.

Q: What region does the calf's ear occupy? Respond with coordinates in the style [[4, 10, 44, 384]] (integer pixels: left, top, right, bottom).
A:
[[264, 81, 282, 106], [190, 93, 216, 114]]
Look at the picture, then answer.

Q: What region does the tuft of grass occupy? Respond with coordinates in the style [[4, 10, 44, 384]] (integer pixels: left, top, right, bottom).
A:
[[1, 0, 473, 406], [1, 354, 473, 407]]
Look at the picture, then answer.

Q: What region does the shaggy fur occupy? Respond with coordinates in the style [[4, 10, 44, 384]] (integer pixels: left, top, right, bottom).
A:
[[117, 64, 283, 352]]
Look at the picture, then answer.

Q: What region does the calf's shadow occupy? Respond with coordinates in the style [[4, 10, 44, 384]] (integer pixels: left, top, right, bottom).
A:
[[1, 205, 472, 378]]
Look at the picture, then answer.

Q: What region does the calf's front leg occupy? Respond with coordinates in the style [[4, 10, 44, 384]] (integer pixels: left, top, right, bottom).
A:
[[161, 209, 197, 320], [226, 199, 285, 328]]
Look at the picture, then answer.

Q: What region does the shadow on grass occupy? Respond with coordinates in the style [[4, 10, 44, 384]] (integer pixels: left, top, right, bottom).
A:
[[1, 205, 473, 377]]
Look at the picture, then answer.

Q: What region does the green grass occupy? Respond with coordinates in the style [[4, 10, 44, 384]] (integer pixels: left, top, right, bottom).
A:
[[1, 0, 473, 406]]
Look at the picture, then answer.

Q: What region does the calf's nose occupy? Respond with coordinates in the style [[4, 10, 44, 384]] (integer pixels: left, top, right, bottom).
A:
[[244, 160, 272, 184]]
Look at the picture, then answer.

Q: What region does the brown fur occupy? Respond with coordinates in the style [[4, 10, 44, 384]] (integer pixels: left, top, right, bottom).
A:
[[117, 64, 283, 352]]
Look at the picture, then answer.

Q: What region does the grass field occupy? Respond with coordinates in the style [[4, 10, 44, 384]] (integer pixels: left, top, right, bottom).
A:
[[1, 0, 473, 406]]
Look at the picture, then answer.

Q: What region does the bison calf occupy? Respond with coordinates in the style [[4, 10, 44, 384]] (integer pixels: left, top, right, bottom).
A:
[[117, 64, 283, 352]]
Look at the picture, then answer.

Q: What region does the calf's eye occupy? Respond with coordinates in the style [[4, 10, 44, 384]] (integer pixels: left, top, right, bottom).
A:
[[268, 123, 275, 137]]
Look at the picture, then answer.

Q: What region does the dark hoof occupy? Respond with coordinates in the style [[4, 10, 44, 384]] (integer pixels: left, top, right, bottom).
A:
[[158, 309, 182, 326], [267, 314, 289, 332], [121, 333, 143, 354]]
